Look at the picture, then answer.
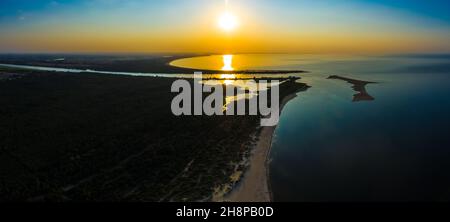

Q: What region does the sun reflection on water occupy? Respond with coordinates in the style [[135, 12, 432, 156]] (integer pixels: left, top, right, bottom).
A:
[[223, 80, 235, 85], [220, 74, 236, 79], [220, 74, 236, 85], [222, 55, 234, 71]]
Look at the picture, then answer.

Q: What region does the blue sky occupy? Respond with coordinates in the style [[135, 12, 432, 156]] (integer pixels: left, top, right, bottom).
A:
[[362, 0, 450, 21], [1, 0, 449, 22]]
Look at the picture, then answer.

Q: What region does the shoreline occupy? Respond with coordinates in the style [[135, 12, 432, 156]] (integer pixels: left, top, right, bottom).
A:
[[0, 65, 308, 201], [222, 89, 303, 202]]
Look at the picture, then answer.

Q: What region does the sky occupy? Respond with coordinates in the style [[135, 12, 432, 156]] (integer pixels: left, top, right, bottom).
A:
[[0, 0, 449, 54]]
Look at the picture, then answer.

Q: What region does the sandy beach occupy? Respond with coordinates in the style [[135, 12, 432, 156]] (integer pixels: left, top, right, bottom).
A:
[[223, 92, 301, 202]]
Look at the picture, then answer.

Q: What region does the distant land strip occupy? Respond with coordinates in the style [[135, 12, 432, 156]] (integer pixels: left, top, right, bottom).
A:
[[0, 54, 307, 74]]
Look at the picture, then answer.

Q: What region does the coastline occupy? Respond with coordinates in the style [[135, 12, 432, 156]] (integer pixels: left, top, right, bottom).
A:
[[0, 64, 308, 201], [223, 90, 302, 202], [0, 68, 275, 201]]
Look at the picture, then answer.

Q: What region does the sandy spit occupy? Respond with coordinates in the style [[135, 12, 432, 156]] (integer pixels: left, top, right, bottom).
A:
[[222, 93, 299, 202]]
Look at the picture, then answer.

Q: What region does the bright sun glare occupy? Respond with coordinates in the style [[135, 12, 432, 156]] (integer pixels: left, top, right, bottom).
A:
[[221, 55, 234, 71], [218, 12, 238, 32]]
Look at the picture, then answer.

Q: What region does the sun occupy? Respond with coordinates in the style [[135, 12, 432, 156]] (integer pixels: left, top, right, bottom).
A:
[[218, 12, 238, 32]]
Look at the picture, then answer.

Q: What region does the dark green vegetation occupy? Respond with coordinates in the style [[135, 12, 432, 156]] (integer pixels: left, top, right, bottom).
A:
[[0, 68, 308, 201]]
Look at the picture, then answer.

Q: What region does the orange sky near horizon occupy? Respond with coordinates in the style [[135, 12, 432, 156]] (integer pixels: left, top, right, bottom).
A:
[[0, 0, 449, 54]]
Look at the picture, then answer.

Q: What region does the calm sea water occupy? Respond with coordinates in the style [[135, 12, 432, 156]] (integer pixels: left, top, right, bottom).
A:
[[174, 54, 450, 201], [270, 55, 450, 201]]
